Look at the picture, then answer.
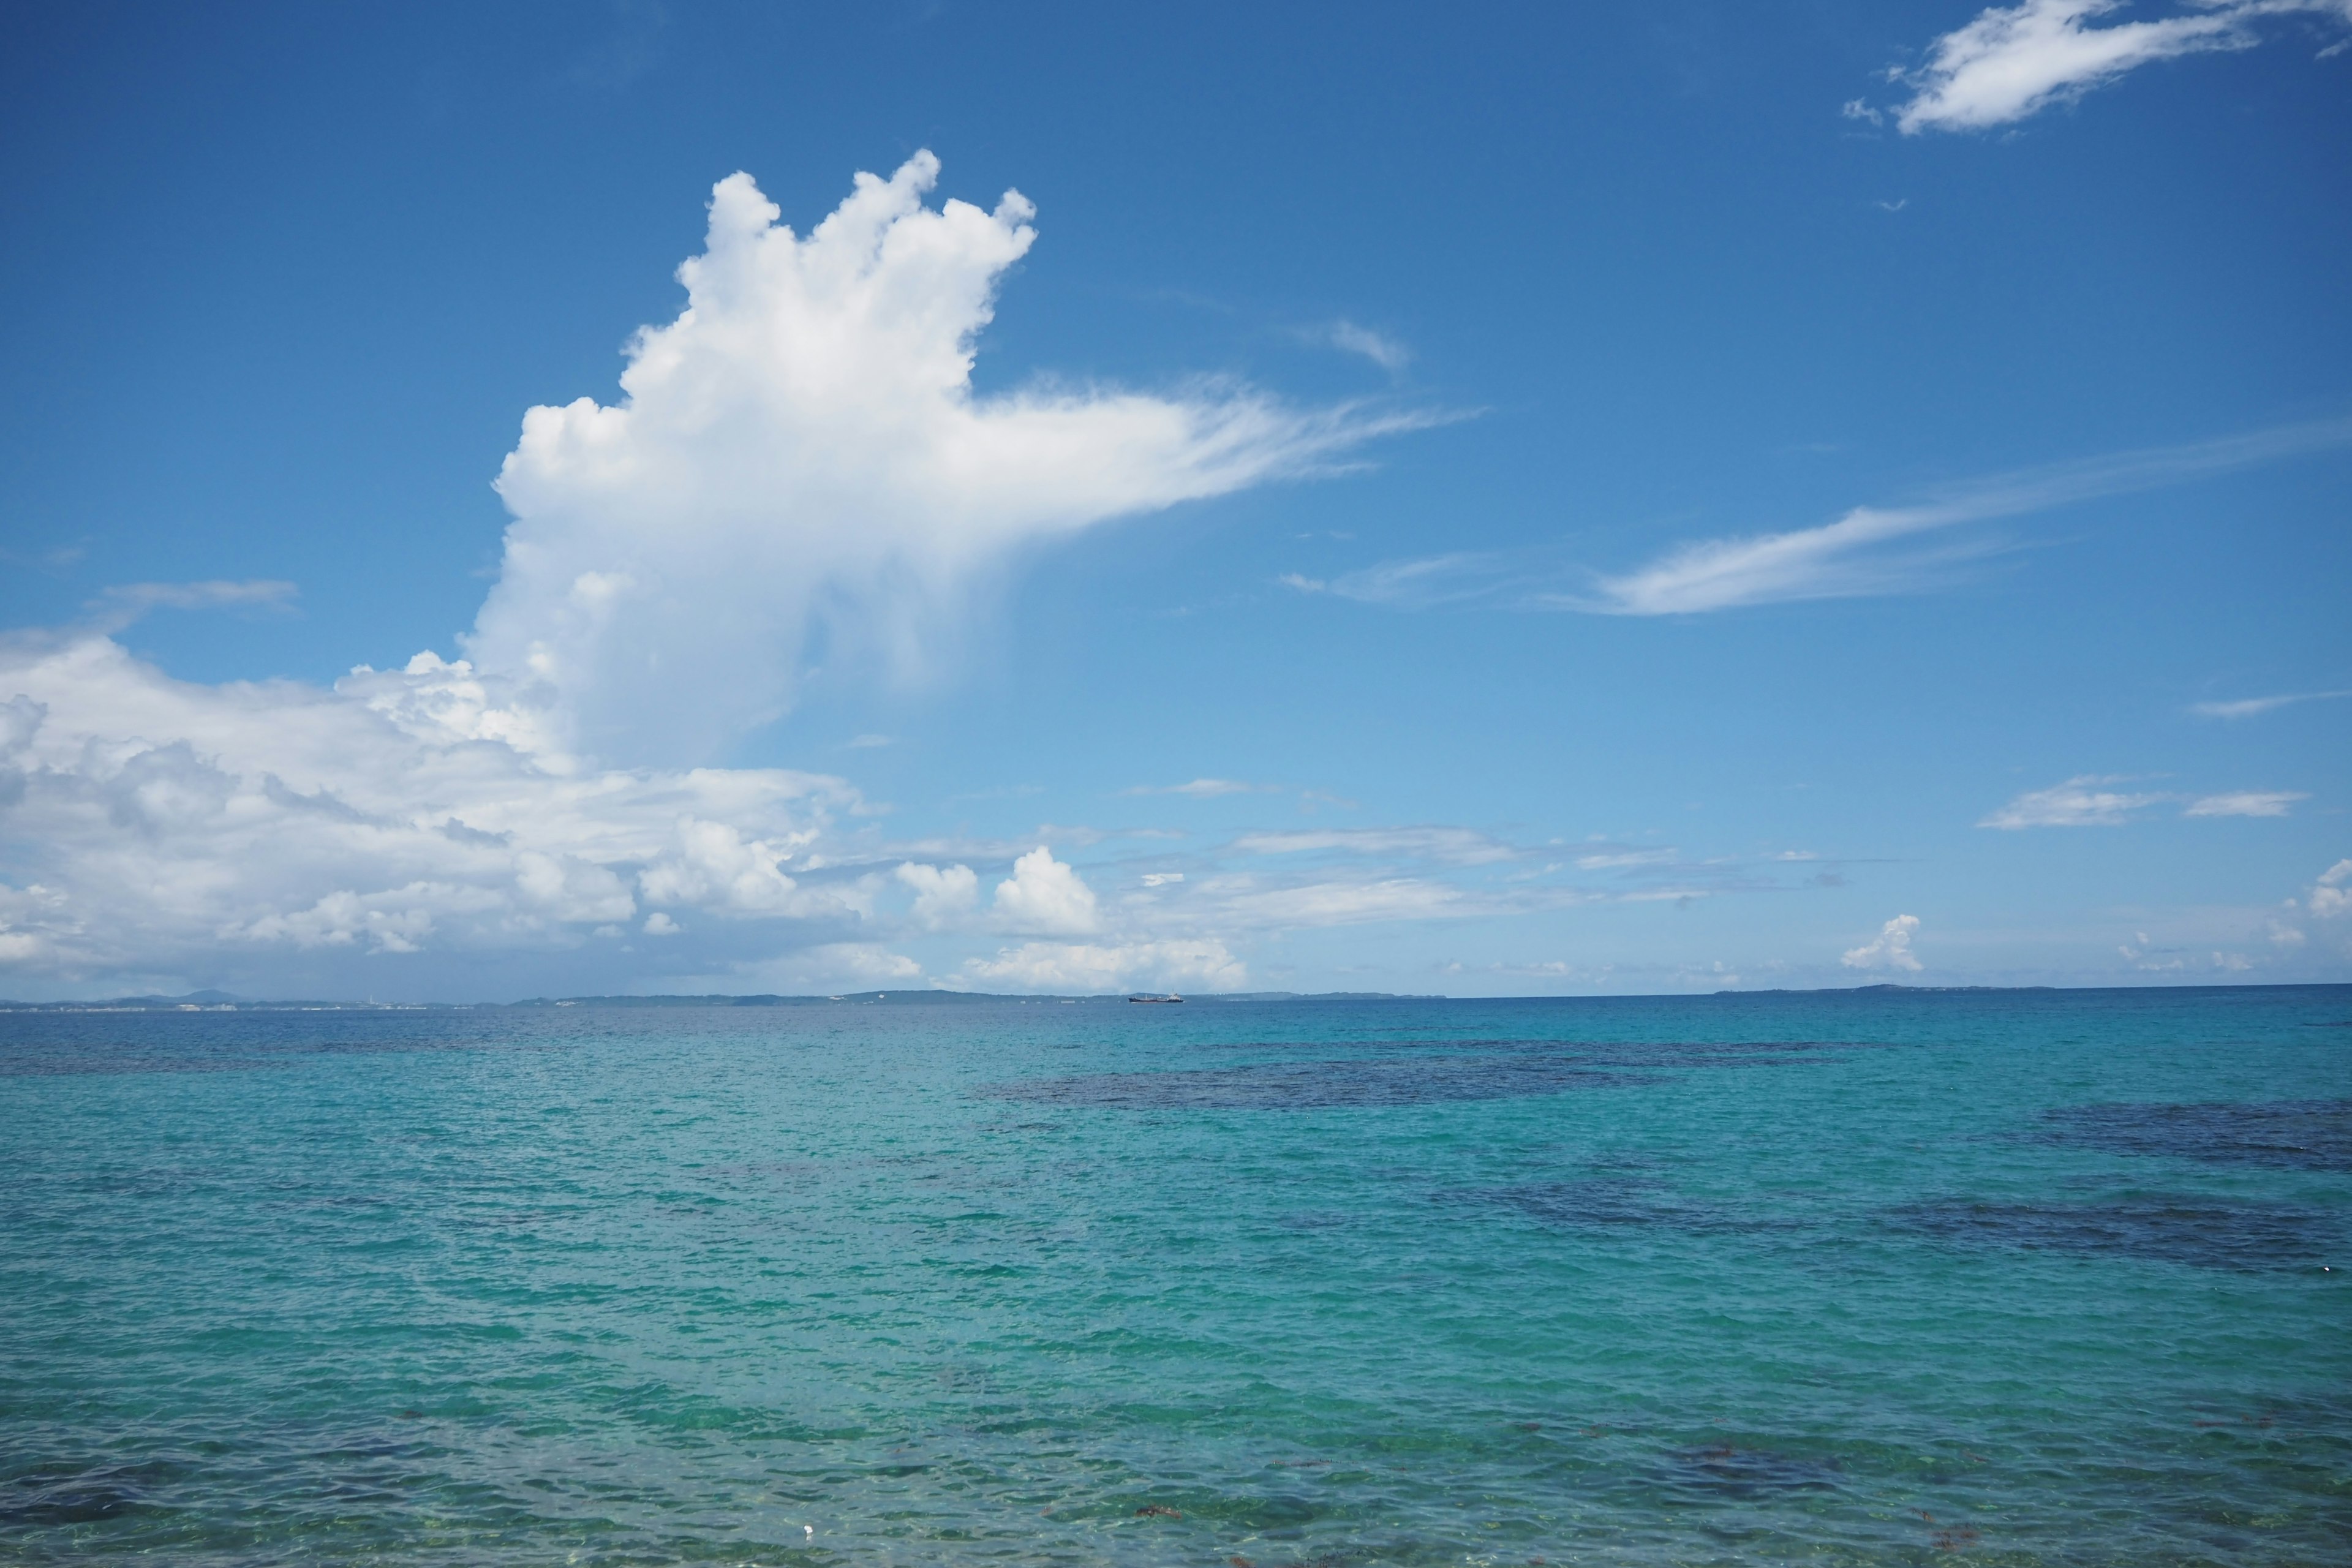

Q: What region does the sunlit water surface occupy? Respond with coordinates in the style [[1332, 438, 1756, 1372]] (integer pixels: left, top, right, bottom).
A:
[[2, 988, 2347, 1565]]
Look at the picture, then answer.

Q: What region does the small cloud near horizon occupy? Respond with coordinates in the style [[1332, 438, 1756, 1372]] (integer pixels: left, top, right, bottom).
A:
[[1842, 913, 1923, 972]]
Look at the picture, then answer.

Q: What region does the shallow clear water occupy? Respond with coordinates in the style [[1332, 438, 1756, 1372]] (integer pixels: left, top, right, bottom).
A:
[[2, 988, 2346, 1566]]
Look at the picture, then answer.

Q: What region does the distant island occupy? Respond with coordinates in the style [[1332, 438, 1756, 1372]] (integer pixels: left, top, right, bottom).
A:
[[0, 988, 1446, 1012], [5, 982, 2333, 1013]]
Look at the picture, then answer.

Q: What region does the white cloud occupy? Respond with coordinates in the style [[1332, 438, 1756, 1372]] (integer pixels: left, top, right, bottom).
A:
[[1575, 503, 2004, 616], [516, 849, 639, 924], [2312, 859, 2352, 918], [1981, 777, 2310, 826], [638, 816, 837, 917], [0, 694, 42, 755], [0, 631, 866, 986], [1843, 914, 1924, 972], [894, 860, 980, 928], [1313, 320, 1412, 372], [2188, 689, 2352, 718], [467, 153, 1422, 766], [962, 937, 1245, 993], [1885, 1, 2352, 135], [2182, 790, 2307, 817], [1980, 775, 2166, 828], [244, 887, 454, 956], [1583, 418, 2352, 615], [990, 845, 1100, 935], [1303, 417, 2352, 618]]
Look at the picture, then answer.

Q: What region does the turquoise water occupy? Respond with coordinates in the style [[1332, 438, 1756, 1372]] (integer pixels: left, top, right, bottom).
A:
[[2, 988, 2346, 1566]]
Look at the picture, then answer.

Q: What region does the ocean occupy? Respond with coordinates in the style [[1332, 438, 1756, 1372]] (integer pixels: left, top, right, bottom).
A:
[[1, 987, 2346, 1565]]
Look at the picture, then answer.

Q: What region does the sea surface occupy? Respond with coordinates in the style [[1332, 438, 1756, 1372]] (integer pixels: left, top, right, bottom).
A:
[[2, 987, 2347, 1566]]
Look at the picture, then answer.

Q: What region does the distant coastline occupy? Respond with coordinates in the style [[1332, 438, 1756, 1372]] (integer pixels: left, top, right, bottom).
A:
[[7, 981, 2349, 1013], [0, 988, 1442, 1012]]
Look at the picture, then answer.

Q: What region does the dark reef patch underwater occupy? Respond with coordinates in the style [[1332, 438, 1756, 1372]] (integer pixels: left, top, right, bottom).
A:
[[1889, 1194, 2342, 1270], [2038, 1096, 2352, 1171], [2, 986, 2346, 1564]]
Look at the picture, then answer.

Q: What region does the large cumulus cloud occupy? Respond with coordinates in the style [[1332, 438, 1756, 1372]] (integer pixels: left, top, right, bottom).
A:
[[471, 152, 1405, 764]]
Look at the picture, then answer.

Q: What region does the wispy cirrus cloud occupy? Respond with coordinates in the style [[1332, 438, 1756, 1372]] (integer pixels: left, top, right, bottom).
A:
[[89, 579, 299, 631], [1287, 416, 2352, 618], [1981, 776, 2171, 828], [1577, 417, 2352, 615], [1304, 319, 1413, 374], [2182, 790, 2309, 818], [1573, 848, 1681, 870], [1230, 826, 1526, 865], [2188, 689, 2352, 719], [1567, 502, 2008, 616], [1864, 1, 2352, 135], [1280, 552, 1499, 609], [1980, 775, 2310, 827], [1120, 778, 1279, 798]]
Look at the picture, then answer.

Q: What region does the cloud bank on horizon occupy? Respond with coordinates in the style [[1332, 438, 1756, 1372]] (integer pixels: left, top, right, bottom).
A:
[[1860, 1, 2352, 133], [0, 155, 1420, 996], [1, 600, 1866, 990]]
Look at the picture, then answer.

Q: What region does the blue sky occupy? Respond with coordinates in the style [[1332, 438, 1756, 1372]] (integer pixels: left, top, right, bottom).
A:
[[1, 0, 2347, 1000]]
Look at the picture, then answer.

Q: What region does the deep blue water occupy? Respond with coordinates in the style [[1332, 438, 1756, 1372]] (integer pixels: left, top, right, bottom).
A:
[[1, 987, 2346, 1565]]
